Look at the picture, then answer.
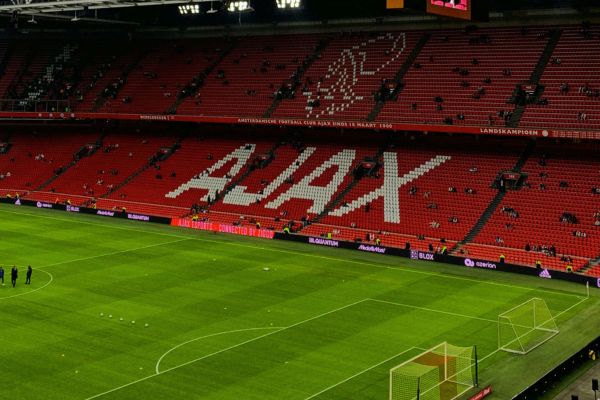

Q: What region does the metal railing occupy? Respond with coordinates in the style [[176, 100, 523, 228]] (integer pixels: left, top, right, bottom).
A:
[[0, 99, 71, 113]]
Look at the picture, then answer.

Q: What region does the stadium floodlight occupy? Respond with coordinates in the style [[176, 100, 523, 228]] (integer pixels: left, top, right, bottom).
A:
[[227, 1, 253, 12], [178, 4, 200, 14], [276, 0, 300, 9], [206, 1, 218, 13]]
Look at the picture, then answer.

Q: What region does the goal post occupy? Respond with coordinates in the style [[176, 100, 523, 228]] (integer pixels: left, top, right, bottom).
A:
[[498, 298, 559, 355], [389, 342, 478, 400]]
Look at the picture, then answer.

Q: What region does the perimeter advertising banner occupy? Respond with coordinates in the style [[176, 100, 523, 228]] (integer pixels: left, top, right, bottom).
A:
[[274, 233, 600, 289], [171, 218, 275, 239], [0, 198, 171, 224]]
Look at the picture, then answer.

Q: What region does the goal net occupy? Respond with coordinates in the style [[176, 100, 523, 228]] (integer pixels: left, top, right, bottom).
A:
[[389, 342, 477, 400], [498, 297, 559, 355]]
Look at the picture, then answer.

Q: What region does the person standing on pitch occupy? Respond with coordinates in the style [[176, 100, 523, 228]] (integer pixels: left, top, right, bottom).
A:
[[0, 266, 4, 285], [25, 266, 32, 285], [11, 266, 17, 287]]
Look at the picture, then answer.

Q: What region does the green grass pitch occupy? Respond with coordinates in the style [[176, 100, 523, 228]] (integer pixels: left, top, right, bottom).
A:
[[0, 203, 598, 400]]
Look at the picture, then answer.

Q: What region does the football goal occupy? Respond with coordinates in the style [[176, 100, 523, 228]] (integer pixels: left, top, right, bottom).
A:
[[389, 342, 478, 400], [498, 297, 559, 355]]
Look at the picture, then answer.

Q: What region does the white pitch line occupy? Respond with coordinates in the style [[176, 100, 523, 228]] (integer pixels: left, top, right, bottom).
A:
[[0, 239, 189, 302], [554, 295, 589, 319], [303, 347, 418, 400], [0, 207, 585, 300], [40, 238, 192, 270], [155, 327, 285, 374], [0, 269, 53, 301], [367, 298, 498, 323], [83, 298, 370, 400]]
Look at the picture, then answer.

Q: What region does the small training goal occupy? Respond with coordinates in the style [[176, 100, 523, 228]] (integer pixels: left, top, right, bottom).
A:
[[498, 297, 559, 355]]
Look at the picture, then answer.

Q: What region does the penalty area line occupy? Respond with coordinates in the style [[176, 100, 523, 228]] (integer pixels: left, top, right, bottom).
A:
[[155, 327, 285, 374]]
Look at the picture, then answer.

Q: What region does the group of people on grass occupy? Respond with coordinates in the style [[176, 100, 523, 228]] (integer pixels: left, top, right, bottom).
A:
[[0, 266, 32, 288]]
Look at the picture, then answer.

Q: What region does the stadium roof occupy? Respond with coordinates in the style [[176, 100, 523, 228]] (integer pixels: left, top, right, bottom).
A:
[[0, 0, 212, 13]]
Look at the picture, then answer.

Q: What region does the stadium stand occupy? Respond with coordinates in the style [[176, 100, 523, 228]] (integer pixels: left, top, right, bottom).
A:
[[70, 39, 148, 112], [102, 133, 273, 216], [1, 125, 598, 275], [99, 39, 226, 114], [177, 34, 325, 117], [465, 141, 600, 272], [271, 31, 421, 121], [377, 27, 550, 127], [47, 131, 176, 200], [2, 24, 597, 134], [520, 25, 600, 130], [0, 129, 99, 191], [0, 23, 599, 277]]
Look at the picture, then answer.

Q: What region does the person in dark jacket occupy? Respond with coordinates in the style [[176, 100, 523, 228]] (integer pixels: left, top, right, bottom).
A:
[[11, 266, 17, 287], [0, 266, 4, 285], [25, 266, 32, 285]]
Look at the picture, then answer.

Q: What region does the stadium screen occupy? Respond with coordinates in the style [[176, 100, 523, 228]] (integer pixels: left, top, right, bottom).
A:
[[426, 0, 489, 21], [387, 0, 405, 9]]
